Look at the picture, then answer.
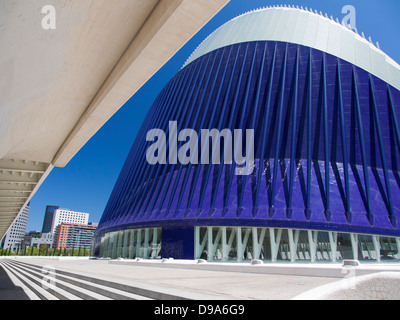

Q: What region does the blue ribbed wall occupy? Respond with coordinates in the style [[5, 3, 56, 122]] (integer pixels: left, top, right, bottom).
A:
[[95, 41, 400, 238]]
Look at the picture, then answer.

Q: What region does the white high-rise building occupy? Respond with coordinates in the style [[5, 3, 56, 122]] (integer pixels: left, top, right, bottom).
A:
[[49, 208, 89, 234], [1, 205, 30, 252]]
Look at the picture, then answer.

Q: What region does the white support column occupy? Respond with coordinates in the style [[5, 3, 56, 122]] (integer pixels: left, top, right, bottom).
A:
[[136, 229, 142, 258], [104, 235, 108, 258], [329, 232, 338, 263], [195, 227, 208, 259], [101, 236, 108, 258], [107, 234, 113, 258], [237, 228, 250, 262], [123, 230, 129, 258], [214, 228, 222, 260], [143, 229, 150, 259], [308, 230, 317, 263], [114, 232, 119, 258], [396, 238, 400, 260], [99, 236, 103, 257], [350, 233, 359, 261], [244, 229, 251, 259], [119, 231, 124, 258], [129, 230, 135, 259], [237, 228, 251, 261], [207, 227, 214, 261], [151, 228, 158, 259], [227, 228, 236, 259], [252, 228, 258, 260], [116, 232, 120, 258], [111, 233, 117, 259], [206, 227, 223, 261], [372, 235, 381, 263], [252, 228, 267, 260], [288, 229, 300, 263], [156, 228, 162, 257], [115, 232, 120, 258], [269, 228, 282, 263], [105, 236, 109, 258], [236, 227, 242, 262], [222, 227, 228, 262], [195, 227, 201, 259]]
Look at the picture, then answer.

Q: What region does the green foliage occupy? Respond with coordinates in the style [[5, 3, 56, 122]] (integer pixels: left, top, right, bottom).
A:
[[10, 246, 91, 257], [0, 249, 14, 256], [39, 244, 49, 256]]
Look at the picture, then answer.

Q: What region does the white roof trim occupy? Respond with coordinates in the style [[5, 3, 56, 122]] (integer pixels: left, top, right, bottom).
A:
[[183, 6, 400, 92]]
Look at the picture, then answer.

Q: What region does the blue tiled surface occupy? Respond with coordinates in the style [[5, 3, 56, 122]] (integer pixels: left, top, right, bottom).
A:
[[95, 41, 400, 239]]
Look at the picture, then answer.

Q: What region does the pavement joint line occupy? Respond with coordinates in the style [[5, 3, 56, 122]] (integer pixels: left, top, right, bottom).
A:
[[8, 259, 153, 300], [10, 258, 195, 300], [1, 260, 63, 300], [2, 259, 79, 300], [4, 259, 108, 300], [107, 259, 400, 278], [0, 260, 59, 300], [3, 260, 82, 300]]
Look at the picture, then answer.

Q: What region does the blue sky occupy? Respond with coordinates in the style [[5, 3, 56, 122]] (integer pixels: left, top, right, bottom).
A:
[[26, 0, 400, 231]]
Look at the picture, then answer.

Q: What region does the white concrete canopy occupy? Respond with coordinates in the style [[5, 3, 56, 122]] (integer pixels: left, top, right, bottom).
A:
[[0, 0, 229, 241], [184, 6, 400, 92]]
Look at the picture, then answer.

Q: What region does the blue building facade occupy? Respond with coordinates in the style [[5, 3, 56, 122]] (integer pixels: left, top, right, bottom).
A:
[[93, 7, 400, 263]]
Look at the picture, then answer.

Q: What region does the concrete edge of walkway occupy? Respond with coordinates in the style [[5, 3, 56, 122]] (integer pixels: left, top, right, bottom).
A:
[[107, 258, 400, 279]]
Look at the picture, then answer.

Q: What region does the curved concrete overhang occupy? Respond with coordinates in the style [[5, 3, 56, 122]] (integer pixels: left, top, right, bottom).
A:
[[0, 0, 229, 240], [184, 5, 400, 92]]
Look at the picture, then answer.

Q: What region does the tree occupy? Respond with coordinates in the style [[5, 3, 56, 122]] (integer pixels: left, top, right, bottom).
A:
[[39, 244, 49, 256]]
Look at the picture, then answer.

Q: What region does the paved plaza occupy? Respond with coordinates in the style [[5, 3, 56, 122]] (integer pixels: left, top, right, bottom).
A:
[[1, 257, 400, 300]]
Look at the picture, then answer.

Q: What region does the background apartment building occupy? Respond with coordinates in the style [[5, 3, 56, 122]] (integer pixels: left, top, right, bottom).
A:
[[0, 205, 30, 252], [53, 223, 97, 250], [49, 208, 89, 234]]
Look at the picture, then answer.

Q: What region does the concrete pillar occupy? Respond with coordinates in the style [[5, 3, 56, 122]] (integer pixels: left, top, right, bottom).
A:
[[195, 227, 208, 259], [156, 228, 162, 258], [129, 230, 135, 259], [396, 238, 400, 260], [195, 227, 201, 259], [151, 228, 158, 259], [117, 231, 124, 258], [227, 228, 236, 260], [350, 233, 359, 261], [101, 235, 109, 258], [372, 235, 381, 263], [123, 230, 129, 258], [237, 228, 251, 262], [222, 227, 228, 262], [207, 227, 213, 261], [136, 229, 142, 258], [252, 228, 266, 260], [308, 230, 317, 263], [220, 227, 236, 261], [112, 232, 118, 258], [236, 227, 242, 262], [207, 227, 222, 261], [269, 228, 282, 263], [288, 229, 300, 263], [107, 234, 113, 258], [143, 229, 150, 258], [329, 232, 338, 263]]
